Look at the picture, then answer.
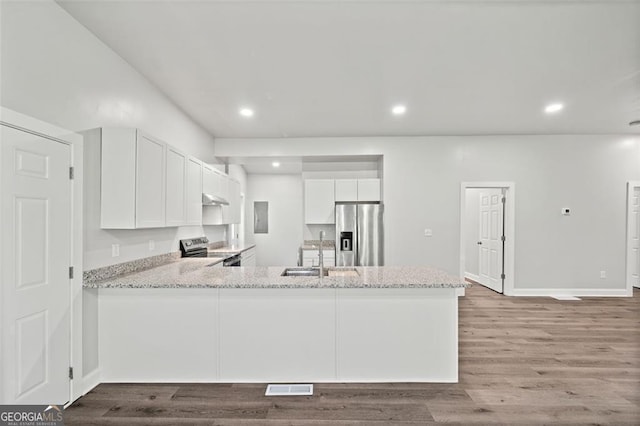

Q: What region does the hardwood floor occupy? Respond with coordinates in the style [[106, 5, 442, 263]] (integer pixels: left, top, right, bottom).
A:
[[64, 285, 640, 425]]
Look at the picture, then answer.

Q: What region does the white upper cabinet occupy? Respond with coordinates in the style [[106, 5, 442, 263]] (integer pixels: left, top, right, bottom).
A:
[[202, 163, 215, 195], [135, 133, 167, 228], [304, 179, 335, 224], [335, 179, 358, 202], [185, 157, 203, 225], [227, 178, 241, 224], [356, 178, 381, 202], [202, 166, 242, 225], [101, 128, 166, 229], [165, 146, 187, 226]]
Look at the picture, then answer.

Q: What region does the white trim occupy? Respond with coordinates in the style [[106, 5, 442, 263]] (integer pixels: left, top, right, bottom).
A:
[[511, 288, 630, 297], [80, 368, 101, 399], [464, 272, 480, 282], [0, 107, 84, 405], [626, 181, 640, 293], [460, 182, 516, 296]]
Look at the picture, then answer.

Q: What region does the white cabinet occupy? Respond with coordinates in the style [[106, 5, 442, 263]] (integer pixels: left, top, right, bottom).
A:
[[165, 146, 187, 226], [304, 179, 335, 224], [101, 128, 166, 229], [335, 179, 358, 202], [203, 165, 229, 200], [226, 178, 242, 225], [136, 134, 166, 228], [302, 248, 335, 267], [356, 178, 381, 202], [203, 167, 242, 225], [185, 157, 203, 225], [335, 178, 380, 202], [242, 247, 256, 266]]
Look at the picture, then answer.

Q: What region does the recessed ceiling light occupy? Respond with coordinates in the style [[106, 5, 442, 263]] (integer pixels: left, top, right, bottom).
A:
[[272, 161, 280, 168], [629, 120, 640, 126], [391, 105, 406, 115], [239, 108, 254, 117], [544, 103, 564, 114]]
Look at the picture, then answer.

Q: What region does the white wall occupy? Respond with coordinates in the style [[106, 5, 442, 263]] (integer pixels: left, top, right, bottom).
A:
[[0, 1, 227, 270], [464, 188, 481, 278], [226, 164, 248, 244], [216, 135, 640, 292], [246, 174, 303, 266]]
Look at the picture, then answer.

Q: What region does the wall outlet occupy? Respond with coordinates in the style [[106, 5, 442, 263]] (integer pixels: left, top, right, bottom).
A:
[[424, 229, 433, 237], [111, 244, 120, 257], [600, 270, 606, 279], [149, 240, 155, 251]]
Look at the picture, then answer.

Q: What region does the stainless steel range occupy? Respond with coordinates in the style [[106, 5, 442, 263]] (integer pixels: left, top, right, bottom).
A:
[[179, 237, 210, 257], [179, 237, 241, 266]]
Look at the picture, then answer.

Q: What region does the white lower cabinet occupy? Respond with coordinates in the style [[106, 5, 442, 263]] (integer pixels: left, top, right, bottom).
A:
[[97, 287, 459, 383], [242, 247, 256, 266]]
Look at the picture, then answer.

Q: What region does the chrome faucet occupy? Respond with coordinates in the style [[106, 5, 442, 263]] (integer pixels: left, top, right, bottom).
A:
[[318, 231, 324, 278]]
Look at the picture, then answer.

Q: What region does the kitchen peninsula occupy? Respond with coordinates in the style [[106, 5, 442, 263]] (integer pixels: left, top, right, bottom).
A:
[[84, 261, 467, 384]]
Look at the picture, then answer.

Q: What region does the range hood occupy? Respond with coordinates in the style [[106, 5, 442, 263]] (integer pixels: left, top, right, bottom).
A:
[[202, 193, 229, 206]]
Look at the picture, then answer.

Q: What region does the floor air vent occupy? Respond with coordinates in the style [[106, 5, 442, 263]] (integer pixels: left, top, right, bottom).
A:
[[551, 295, 581, 301], [265, 384, 313, 396]]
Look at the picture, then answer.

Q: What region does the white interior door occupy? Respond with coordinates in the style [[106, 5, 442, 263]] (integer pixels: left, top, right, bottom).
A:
[[631, 187, 640, 289], [478, 189, 504, 293], [1, 125, 71, 404]]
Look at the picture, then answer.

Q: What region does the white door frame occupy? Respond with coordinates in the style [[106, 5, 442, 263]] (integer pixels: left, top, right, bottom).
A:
[[0, 107, 84, 405], [627, 181, 640, 294], [460, 182, 515, 296]]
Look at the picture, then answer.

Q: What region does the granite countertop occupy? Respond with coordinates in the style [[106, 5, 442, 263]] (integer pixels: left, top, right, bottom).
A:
[[208, 243, 256, 256], [84, 259, 469, 290]]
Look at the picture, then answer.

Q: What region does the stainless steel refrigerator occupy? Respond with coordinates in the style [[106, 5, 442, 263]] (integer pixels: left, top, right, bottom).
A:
[[335, 202, 384, 267]]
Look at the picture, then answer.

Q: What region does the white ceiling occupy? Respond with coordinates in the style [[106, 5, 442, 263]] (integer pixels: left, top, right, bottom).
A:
[[58, 0, 640, 138]]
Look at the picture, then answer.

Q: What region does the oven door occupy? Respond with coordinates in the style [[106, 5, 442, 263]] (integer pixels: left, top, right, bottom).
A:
[[223, 254, 241, 267]]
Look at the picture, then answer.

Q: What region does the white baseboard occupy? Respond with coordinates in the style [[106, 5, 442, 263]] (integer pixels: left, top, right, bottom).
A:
[[511, 288, 631, 297], [464, 272, 480, 282], [81, 368, 101, 397]]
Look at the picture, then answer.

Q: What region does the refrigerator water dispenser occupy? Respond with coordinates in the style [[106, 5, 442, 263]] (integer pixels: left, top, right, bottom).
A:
[[340, 232, 353, 252]]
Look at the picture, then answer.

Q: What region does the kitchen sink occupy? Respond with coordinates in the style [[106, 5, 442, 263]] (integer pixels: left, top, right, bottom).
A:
[[280, 267, 360, 277], [281, 267, 328, 277]]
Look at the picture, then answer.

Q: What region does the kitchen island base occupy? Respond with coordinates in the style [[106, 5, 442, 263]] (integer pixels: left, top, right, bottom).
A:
[[94, 287, 459, 383]]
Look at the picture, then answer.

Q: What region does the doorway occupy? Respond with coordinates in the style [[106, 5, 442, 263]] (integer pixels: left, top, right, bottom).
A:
[[460, 182, 515, 295], [627, 181, 640, 292]]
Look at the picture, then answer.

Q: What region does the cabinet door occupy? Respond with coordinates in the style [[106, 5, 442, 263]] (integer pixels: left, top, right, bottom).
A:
[[100, 128, 137, 228], [165, 146, 187, 226], [242, 248, 256, 266], [215, 171, 228, 199], [202, 164, 215, 195], [226, 179, 241, 224], [186, 157, 203, 225], [135, 133, 166, 228], [335, 179, 358, 201], [357, 179, 381, 202], [304, 179, 335, 224]]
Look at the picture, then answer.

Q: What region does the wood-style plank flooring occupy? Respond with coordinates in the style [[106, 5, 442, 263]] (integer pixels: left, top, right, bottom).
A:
[[64, 285, 640, 425]]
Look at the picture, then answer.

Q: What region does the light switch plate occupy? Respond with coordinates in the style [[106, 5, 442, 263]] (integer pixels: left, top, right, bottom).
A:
[[112, 244, 120, 257], [424, 229, 433, 237]]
